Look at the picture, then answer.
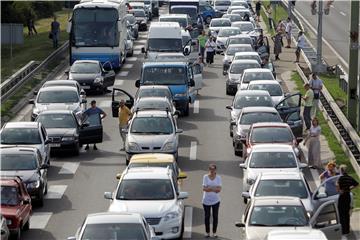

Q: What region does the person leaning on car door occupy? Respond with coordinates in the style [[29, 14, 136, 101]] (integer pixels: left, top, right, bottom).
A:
[[118, 99, 133, 151]]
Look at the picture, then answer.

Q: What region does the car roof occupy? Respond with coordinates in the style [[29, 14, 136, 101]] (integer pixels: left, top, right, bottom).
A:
[[241, 106, 278, 113], [253, 196, 303, 206], [232, 59, 259, 64], [135, 110, 171, 117], [251, 122, 290, 128], [0, 178, 22, 187], [259, 172, 303, 181], [248, 80, 281, 85], [243, 68, 272, 73], [227, 44, 253, 48], [130, 153, 175, 163], [234, 52, 259, 56], [86, 212, 143, 224], [143, 62, 187, 67], [43, 80, 79, 86], [219, 27, 240, 31], [73, 60, 100, 64], [251, 144, 294, 152], [38, 86, 78, 92], [3, 121, 39, 129], [136, 97, 170, 103], [211, 18, 231, 22], [235, 90, 270, 97], [124, 167, 171, 180]]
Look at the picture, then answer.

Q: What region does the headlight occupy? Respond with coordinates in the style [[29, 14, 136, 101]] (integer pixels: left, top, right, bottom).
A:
[[6, 219, 12, 225], [163, 211, 180, 222], [27, 180, 40, 189], [174, 92, 187, 98], [127, 142, 140, 151], [62, 136, 75, 141], [94, 77, 103, 84], [163, 142, 175, 151], [246, 178, 255, 185]]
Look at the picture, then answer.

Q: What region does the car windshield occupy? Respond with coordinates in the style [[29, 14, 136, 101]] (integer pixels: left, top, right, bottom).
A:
[[234, 55, 260, 63], [117, 179, 174, 200], [234, 95, 273, 109], [215, 0, 231, 6], [251, 127, 293, 143], [224, 15, 242, 22], [130, 117, 173, 134], [243, 72, 274, 83], [240, 112, 282, 125], [229, 38, 252, 45], [1, 153, 38, 171], [142, 66, 187, 85], [249, 152, 297, 168], [37, 90, 79, 103], [230, 63, 259, 73], [138, 89, 172, 99], [71, 62, 100, 73], [81, 223, 146, 240], [135, 100, 171, 111], [238, 23, 254, 32], [218, 28, 241, 37], [148, 38, 183, 52], [255, 180, 308, 199], [1, 186, 19, 206], [1, 128, 41, 144], [128, 162, 177, 175], [227, 46, 253, 55], [131, 10, 146, 17], [249, 206, 308, 226], [37, 113, 77, 129], [211, 20, 231, 27], [249, 84, 283, 96], [161, 18, 187, 28]]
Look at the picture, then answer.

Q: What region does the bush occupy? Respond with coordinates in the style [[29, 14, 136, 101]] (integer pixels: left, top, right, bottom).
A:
[[32, 1, 64, 19]]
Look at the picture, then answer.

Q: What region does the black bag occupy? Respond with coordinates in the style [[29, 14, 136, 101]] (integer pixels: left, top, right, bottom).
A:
[[314, 91, 320, 99], [48, 32, 53, 39]]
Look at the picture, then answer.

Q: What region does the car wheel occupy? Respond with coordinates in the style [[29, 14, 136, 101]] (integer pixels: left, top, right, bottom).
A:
[[23, 219, 30, 231], [37, 190, 44, 207], [73, 143, 80, 156], [44, 181, 48, 195], [205, 16, 212, 24], [183, 103, 190, 116]]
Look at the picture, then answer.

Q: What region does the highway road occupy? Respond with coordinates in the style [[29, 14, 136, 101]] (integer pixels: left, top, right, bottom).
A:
[[14, 5, 353, 240]]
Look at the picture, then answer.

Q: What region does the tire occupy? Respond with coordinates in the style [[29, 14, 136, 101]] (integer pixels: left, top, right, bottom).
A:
[[183, 103, 190, 116], [23, 219, 30, 231], [205, 16, 212, 24], [37, 190, 44, 207], [44, 181, 48, 195], [73, 143, 80, 156]]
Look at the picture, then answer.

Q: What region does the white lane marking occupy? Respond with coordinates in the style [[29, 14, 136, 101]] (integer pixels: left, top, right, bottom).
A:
[[137, 39, 147, 43], [133, 50, 141, 55], [189, 141, 197, 161], [11, 104, 33, 122], [193, 100, 199, 114], [126, 57, 138, 62], [30, 212, 52, 229], [118, 71, 129, 77], [59, 162, 80, 175], [134, 45, 144, 49], [310, 169, 321, 187], [45, 185, 67, 199], [183, 206, 193, 239], [340, 11, 346, 16], [122, 64, 134, 69], [98, 100, 112, 108], [114, 80, 124, 86]]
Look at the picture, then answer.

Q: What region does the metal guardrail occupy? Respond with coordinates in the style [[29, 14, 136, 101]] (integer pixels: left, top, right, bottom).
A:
[[0, 41, 69, 102]]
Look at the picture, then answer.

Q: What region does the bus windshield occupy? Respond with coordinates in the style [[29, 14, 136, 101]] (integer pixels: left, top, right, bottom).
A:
[[72, 8, 119, 47]]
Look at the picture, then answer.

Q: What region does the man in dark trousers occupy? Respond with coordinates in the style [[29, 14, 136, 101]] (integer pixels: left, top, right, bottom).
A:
[[337, 164, 358, 237], [50, 16, 60, 48]]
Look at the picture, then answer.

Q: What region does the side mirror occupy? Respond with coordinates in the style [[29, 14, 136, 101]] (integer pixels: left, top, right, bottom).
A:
[[178, 171, 188, 180], [81, 99, 87, 104], [40, 164, 50, 169], [29, 99, 35, 104], [300, 163, 308, 169], [189, 79, 195, 87], [80, 89, 86, 96], [135, 80, 140, 88], [141, 47, 146, 53], [104, 192, 113, 200], [176, 129, 183, 134], [225, 105, 232, 110], [183, 47, 190, 55], [239, 163, 246, 169], [241, 192, 250, 199], [223, 70, 228, 76], [33, 91, 38, 95], [235, 222, 245, 228], [178, 191, 189, 200], [116, 173, 122, 179], [23, 199, 31, 204]]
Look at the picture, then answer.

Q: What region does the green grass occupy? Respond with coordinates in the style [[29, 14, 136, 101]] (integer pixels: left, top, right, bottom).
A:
[[261, 1, 289, 36], [291, 71, 360, 208], [1, 10, 70, 81], [319, 73, 347, 114]]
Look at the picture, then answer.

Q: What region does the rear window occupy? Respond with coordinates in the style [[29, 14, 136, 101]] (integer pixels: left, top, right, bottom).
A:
[[240, 112, 282, 125], [251, 127, 293, 143], [234, 95, 273, 109], [230, 63, 260, 74]]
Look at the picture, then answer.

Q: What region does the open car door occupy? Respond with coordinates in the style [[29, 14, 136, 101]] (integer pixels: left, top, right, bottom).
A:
[[310, 200, 342, 240], [112, 88, 134, 117], [192, 63, 203, 92], [311, 175, 341, 210], [276, 93, 302, 137], [79, 113, 103, 145]]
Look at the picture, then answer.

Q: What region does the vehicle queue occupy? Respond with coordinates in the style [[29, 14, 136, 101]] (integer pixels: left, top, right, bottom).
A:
[[0, 0, 355, 240]]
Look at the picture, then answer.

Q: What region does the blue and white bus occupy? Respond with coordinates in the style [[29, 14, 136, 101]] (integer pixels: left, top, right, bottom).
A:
[[67, 0, 128, 69]]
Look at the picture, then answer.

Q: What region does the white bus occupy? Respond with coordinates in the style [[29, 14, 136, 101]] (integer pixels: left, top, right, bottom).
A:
[[67, 0, 128, 70]]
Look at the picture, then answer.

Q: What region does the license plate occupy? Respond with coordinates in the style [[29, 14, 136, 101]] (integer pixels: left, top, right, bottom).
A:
[[50, 143, 61, 147], [82, 86, 91, 89]]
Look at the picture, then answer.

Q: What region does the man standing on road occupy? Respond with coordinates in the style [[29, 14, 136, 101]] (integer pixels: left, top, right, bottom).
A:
[[295, 31, 305, 63], [337, 165, 359, 237], [50, 16, 60, 48], [118, 99, 133, 151], [285, 17, 292, 48], [84, 100, 107, 150], [309, 73, 323, 118], [302, 83, 313, 130], [198, 30, 208, 63]]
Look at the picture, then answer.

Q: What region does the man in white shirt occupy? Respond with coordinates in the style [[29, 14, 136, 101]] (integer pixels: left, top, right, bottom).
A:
[[309, 73, 323, 117], [295, 31, 305, 63], [285, 17, 292, 48]]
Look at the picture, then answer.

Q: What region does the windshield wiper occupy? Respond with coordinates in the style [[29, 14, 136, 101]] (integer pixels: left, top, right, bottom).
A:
[[276, 223, 307, 226], [250, 223, 275, 226]]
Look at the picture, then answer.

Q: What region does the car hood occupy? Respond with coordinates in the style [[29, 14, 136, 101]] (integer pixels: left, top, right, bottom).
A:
[[69, 73, 99, 82], [109, 199, 177, 217], [128, 134, 174, 148], [34, 103, 80, 112], [271, 96, 283, 105], [46, 128, 77, 137], [228, 73, 242, 82], [245, 226, 311, 240], [1, 170, 38, 183]]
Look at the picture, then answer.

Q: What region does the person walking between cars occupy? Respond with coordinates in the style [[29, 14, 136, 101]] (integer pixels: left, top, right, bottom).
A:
[[198, 30, 208, 62], [295, 31, 305, 63], [50, 16, 60, 48], [337, 164, 359, 236], [303, 117, 321, 169], [202, 164, 222, 238], [309, 73, 323, 118], [302, 83, 313, 130], [118, 99, 133, 151], [84, 100, 107, 150], [272, 30, 283, 60], [285, 17, 292, 48], [205, 37, 216, 65]]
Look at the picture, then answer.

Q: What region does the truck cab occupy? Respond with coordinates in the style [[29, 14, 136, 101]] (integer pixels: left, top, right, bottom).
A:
[[135, 62, 196, 116]]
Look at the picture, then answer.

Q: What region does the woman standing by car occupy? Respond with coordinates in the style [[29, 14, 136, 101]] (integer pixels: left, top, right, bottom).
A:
[[272, 30, 283, 60], [304, 117, 322, 169], [202, 164, 222, 238]]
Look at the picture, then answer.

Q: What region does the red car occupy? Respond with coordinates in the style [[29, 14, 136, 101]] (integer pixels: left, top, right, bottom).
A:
[[0, 177, 32, 240], [244, 122, 302, 158]]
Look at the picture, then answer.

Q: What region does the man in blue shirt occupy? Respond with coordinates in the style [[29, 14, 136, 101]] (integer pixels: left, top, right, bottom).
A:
[[83, 100, 107, 150]]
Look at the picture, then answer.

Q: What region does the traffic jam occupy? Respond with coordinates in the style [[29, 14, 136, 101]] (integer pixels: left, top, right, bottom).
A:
[[0, 0, 352, 240]]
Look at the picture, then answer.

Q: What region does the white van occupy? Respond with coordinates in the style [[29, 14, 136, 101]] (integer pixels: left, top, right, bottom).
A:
[[159, 14, 191, 29]]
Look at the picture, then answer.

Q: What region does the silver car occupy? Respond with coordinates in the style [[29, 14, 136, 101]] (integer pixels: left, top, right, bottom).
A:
[[226, 35, 254, 48], [233, 52, 261, 64], [216, 27, 241, 53], [209, 18, 231, 36], [247, 80, 284, 105], [131, 97, 178, 117], [222, 44, 254, 70], [125, 110, 183, 165], [238, 68, 275, 90]]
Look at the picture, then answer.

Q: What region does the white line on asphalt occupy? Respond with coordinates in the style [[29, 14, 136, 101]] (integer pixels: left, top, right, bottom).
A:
[[30, 212, 53, 229], [340, 11, 346, 16], [190, 141, 197, 161], [133, 50, 141, 55], [98, 100, 112, 108], [114, 80, 124, 86], [126, 57, 138, 62], [59, 162, 80, 175], [183, 206, 193, 239], [122, 64, 133, 69], [134, 45, 144, 49], [118, 71, 129, 77], [45, 185, 67, 199], [193, 100, 199, 114]]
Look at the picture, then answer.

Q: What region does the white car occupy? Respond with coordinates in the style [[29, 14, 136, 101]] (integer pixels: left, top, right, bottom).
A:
[[240, 144, 307, 191], [238, 68, 275, 90], [231, 21, 255, 34], [104, 167, 189, 239], [233, 51, 261, 64], [215, 27, 241, 52], [226, 34, 254, 48], [209, 18, 231, 36], [126, 29, 135, 57], [235, 196, 341, 240], [222, 44, 254, 68], [247, 80, 284, 105]]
